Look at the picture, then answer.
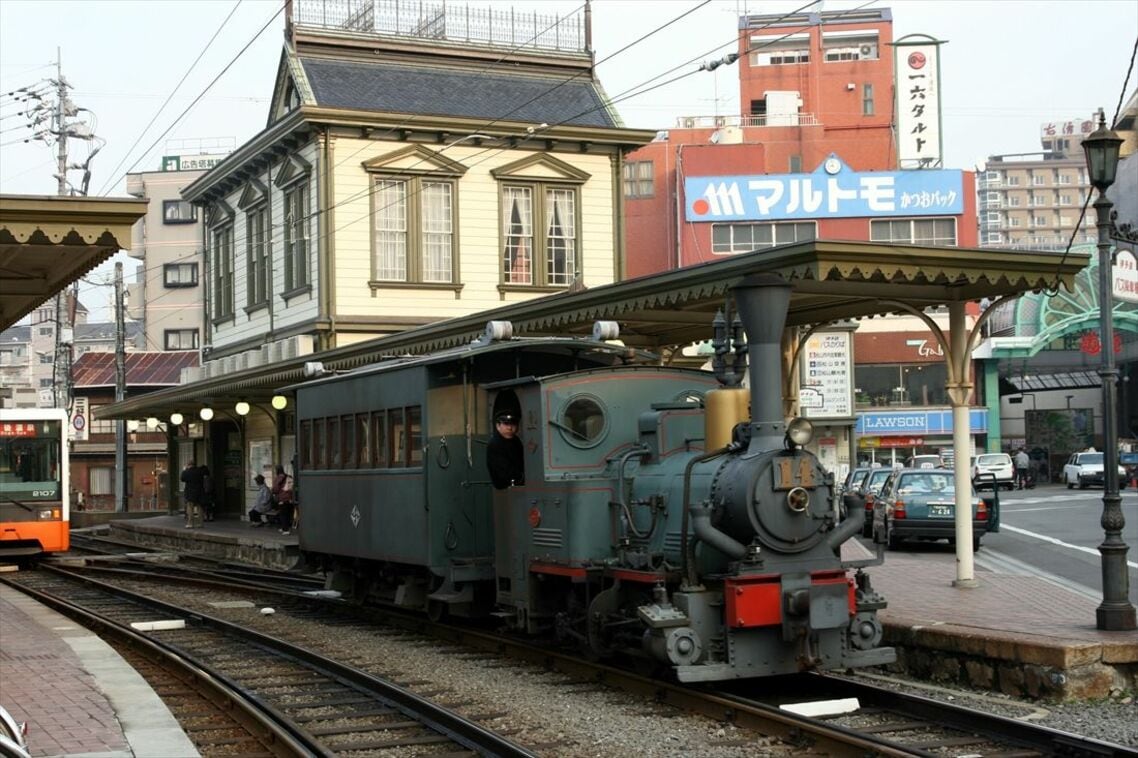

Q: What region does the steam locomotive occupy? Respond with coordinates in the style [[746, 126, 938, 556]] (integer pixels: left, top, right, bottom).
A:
[[293, 274, 894, 681]]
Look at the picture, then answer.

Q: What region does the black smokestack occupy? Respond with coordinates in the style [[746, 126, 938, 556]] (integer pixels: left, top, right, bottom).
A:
[[732, 274, 792, 452]]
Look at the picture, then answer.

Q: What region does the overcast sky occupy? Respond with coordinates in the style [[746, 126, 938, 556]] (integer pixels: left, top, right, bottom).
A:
[[2, 0, 1136, 317]]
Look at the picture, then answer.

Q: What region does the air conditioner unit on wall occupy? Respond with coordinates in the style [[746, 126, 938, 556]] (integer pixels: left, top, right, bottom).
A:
[[859, 43, 876, 58], [287, 334, 315, 359]]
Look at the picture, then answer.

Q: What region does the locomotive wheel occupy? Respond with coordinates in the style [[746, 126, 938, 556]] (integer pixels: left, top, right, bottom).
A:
[[586, 586, 621, 657], [427, 599, 448, 622]]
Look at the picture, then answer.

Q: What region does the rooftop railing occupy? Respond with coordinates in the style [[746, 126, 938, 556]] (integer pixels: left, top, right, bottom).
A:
[[294, 0, 586, 53]]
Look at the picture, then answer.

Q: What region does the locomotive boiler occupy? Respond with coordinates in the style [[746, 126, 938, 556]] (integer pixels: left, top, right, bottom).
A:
[[294, 273, 894, 681]]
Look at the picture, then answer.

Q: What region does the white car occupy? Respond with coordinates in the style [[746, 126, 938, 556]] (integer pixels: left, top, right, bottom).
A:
[[971, 453, 1014, 490], [1062, 452, 1127, 490]]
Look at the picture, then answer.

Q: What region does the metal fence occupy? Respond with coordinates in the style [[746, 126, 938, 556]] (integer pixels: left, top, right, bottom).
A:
[[294, 0, 586, 53]]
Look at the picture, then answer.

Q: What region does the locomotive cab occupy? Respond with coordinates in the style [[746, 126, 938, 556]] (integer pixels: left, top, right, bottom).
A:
[[488, 367, 718, 635]]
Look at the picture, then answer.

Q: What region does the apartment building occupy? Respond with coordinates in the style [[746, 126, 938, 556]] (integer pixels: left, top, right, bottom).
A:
[[979, 118, 1098, 251], [125, 150, 229, 352], [0, 298, 143, 409]]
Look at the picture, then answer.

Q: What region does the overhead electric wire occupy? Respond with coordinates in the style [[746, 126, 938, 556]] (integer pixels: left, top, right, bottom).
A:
[[93, 0, 874, 336], [205, 0, 731, 255], [96, 0, 244, 196], [307, 0, 867, 249], [96, 0, 285, 197]]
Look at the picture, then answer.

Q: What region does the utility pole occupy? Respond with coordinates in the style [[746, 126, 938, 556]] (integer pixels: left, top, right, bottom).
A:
[[55, 48, 67, 195], [50, 49, 68, 410], [114, 262, 127, 512]]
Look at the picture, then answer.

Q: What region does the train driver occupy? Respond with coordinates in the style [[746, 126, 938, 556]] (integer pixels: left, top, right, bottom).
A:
[[487, 411, 525, 489]]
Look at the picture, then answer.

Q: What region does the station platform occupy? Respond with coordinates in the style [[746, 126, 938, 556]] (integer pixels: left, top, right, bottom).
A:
[[2, 510, 1137, 758], [0, 582, 197, 758]]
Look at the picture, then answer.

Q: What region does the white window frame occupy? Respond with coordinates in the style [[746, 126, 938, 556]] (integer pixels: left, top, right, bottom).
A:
[[869, 217, 958, 246], [710, 221, 817, 255]]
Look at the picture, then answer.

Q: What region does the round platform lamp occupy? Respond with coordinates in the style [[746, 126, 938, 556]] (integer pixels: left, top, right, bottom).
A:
[[234, 401, 250, 417], [126, 420, 140, 433], [271, 395, 288, 410], [1082, 108, 1136, 631], [146, 417, 160, 430], [199, 407, 214, 421], [169, 412, 184, 426]]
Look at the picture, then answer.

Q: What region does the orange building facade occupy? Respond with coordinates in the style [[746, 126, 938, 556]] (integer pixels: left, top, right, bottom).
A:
[[624, 7, 977, 279]]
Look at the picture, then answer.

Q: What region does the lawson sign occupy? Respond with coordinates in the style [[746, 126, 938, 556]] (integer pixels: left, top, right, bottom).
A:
[[684, 159, 963, 222], [855, 409, 988, 436]]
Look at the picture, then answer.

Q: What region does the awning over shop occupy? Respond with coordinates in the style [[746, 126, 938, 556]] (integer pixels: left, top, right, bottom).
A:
[[97, 239, 1090, 422], [0, 194, 148, 329]]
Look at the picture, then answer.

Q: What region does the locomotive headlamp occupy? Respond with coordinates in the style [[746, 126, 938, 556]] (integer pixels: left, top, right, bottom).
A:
[[786, 417, 814, 447]]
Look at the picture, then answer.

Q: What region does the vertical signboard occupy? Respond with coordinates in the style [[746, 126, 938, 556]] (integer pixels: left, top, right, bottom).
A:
[[894, 34, 945, 169], [1113, 249, 1138, 304], [799, 331, 854, 419], [70, 396, 88, 442]]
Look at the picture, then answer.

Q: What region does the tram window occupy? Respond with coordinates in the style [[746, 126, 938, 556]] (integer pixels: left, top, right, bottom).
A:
[[408, 406, 422, 467], [372, 410, 387, 468], [299, 420, 312, 469], [313, 418, 326, 469], [328, 417, 341, 468], [341, 415, 354, 469], [388, 408, 406, 467], [356, 414, 370, 468]]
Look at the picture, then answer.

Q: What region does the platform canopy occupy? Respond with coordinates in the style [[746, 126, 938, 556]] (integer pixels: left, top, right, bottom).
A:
[[98, 239, 1089, 421], [0, 194, 148, 330]]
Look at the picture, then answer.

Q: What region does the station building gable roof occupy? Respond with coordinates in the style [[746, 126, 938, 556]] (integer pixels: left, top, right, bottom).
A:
[[300, 57, 616, 128]]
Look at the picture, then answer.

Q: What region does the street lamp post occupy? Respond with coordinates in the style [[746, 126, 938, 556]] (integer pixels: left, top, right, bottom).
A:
[[1082, 108, 1136, 631]]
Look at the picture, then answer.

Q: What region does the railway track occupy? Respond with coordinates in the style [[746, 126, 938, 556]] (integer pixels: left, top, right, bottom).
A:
[[1, 566, 533, 757], [21, 558, 1135, 757]]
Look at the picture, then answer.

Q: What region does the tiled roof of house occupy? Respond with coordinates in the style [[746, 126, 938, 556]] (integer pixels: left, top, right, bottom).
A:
[[300, 57, 617, 128], [72, 351, 199, 388]]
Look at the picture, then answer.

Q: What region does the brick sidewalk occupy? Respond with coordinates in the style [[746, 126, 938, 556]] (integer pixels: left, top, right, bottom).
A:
[[0, 587, 130, 758]]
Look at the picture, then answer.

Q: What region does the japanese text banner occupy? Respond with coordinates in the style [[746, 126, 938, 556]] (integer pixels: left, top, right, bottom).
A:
[[684, 169, 963, 222]]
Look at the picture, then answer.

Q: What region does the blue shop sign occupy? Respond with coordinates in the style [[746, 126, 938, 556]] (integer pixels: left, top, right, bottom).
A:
[[856, 409, 988, 436], [684, 155, 963, 222]]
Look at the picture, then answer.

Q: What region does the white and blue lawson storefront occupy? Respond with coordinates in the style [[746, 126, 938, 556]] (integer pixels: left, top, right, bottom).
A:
[[855, 408, 989, 466]]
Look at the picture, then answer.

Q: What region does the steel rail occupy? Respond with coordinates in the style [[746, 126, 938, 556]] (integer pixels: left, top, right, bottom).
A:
[[20, 565, 537, 758], [0, 572, 310, 757]]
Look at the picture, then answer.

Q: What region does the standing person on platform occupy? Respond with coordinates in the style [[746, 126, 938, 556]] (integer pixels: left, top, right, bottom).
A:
[[248, 474, 274, 526], [1014, 448, 1031, 490], [180, 461, 204, 528], [200, 465, 215, 522], [487, 411, 524, 489], [271, 465, 287, 505], [276, 472, 296, 536]]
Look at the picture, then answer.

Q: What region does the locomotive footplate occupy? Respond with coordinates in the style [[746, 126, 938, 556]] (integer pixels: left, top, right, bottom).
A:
[[528, 561, 680, 585]]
